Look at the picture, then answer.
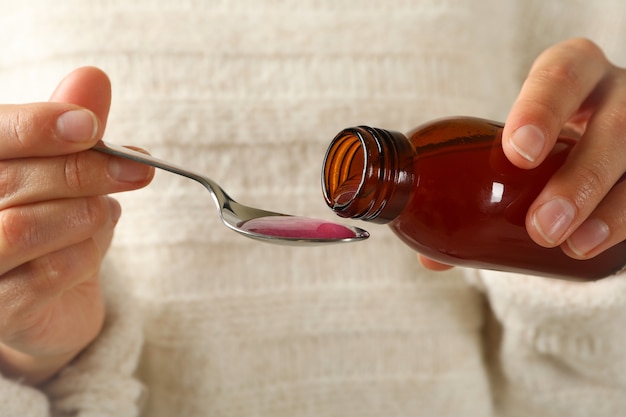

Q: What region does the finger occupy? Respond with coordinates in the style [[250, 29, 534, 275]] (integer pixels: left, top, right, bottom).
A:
[[0, 67, 111, 160], [92, 197, 119, 255], [527, 69, 626, 248], [502, 38, 610, 168], [49, 66, 112, 127], [0, 150, 154, 210], [417, 254, 454, 271], [0, 196, 119, 275], [0, 103, 101, 158], [563, 178, 626, 259]]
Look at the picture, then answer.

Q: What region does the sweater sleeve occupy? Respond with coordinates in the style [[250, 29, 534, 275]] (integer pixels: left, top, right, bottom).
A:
[[467, 268, 626, 417], [0, 377, 50, 416], [0, 261, 145, 417]]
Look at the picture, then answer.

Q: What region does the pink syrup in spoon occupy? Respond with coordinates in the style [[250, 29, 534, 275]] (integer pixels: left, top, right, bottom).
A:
[[238, 216, 358, 240]]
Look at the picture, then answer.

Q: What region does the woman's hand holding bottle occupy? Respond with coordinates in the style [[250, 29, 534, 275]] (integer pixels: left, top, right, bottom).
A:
[[419, 38, 626, 270]]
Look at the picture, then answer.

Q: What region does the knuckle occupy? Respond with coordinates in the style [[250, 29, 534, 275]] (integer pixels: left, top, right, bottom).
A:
[[77, 196, 110, 229], [3, 106, 46, 150], [31, 254, 67, 294], [0, 207, 44, 253], [0, 197, 110, 255], [0, 163, 23, 206], [531, 38, 606, 95], [601, 103, 626, 134], [534, 63, 584, 99], [566, 38, 605, 61], [569, 158, 612, 209], [63, 198, 113, 243], [8, 108, 29, 148], [63, 153, 84, 192], [29, 242, 101, 296], [63, 152, 110, 194]]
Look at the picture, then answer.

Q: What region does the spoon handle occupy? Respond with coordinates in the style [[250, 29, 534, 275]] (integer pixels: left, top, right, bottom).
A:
[[92, 141, 201, 182], [92, 141, 232, 207]]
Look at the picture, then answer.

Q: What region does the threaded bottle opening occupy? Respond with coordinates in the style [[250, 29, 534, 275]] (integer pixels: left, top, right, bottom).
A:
[[322, 128, 366, 211], [322, 126, 414, 223]]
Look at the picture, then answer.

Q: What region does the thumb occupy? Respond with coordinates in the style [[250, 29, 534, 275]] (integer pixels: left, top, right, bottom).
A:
[[49, 66, 112, 130]]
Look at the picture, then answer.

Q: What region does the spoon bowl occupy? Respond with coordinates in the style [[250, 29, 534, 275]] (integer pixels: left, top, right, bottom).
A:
[[93, 142, 369, 245]]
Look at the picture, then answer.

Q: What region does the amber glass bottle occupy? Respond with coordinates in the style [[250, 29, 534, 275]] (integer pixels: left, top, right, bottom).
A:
[[322, 116, 626, 281]]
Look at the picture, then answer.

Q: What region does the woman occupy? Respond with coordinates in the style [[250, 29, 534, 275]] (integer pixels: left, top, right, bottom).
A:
[[1, 1, 626, 416]]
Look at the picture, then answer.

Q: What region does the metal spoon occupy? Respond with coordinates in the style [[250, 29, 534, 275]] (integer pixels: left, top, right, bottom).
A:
[[93, 141, 369, 245]]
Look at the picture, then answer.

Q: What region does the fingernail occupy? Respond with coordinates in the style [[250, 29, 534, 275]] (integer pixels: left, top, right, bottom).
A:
[[532, 197, 576, 244], [566, 218, 610, 257], [509, 125, 545, 162], [108, 158, 152, 183], [56, 109, 99, 142]]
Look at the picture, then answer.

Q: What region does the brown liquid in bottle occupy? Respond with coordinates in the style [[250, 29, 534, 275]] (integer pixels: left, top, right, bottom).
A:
[[322, 117, 626, 281]]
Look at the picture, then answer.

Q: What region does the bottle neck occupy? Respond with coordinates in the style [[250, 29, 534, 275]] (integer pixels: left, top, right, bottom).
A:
[[322, 126, 415, 224]]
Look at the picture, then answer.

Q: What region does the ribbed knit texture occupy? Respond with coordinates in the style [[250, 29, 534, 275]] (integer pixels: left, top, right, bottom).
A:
[[1, 1, 626, 416]]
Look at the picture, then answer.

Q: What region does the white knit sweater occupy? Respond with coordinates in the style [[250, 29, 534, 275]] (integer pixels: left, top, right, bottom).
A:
[[1, 1, 626, 416]]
